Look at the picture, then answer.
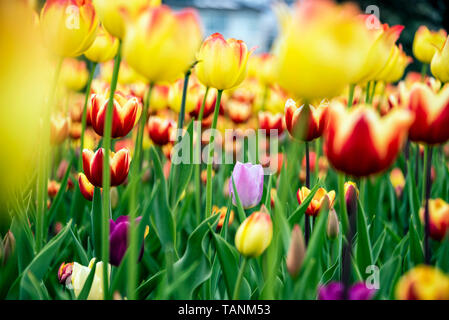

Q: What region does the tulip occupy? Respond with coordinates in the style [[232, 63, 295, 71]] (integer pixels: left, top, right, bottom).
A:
[[82, 148, 130, 187], [229, 162, 264, 209], [377, 45, 412, 84], [390, 168, 405, 198], [262, 85, 288, 114], [413, 26, 447, 64], [40, 0, 99, 57], [78, 172, 95, 201], [344, 181, 359, 217], [50, 114, 70, 145], [109, 215, 147, 266], [431, 36, 449, 83], [235, 206, 273, 258], [227, 100, 252, 124], [92, 0, 155, 39], [396, 265, 449, 300], [327, 209, 340, 239], [58, 262, 73, 286], [47, 180, 61, 198], [276, 0, 372, 100], [286, 225, 306, 277], [190, 90, 221, 120], [84, 26, 119, 63], [99, 60, 146, 85], [89, 91, 142, 138], [251, 53, 277, 86], [71, 258, 111, 300], [297, 187, 336, 217], [258, 111, 284, 136], [319, 281, 376, 300], [212, 206, 234, 230], [196, 33, 253, 90], [149, 85, 170, 112], [419, 198, 449, 241], [324, 102, 413, 177], [405, 83, 449, 145], [147, 116, 175, 146], [168, 77, 201, 114], [284, 99, 328, 142], [60, 59, 89, 91], [123, 5, 202, 83]]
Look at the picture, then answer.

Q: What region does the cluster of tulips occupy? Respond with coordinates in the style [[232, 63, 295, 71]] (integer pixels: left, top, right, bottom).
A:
[[1, 0, 449, 301]]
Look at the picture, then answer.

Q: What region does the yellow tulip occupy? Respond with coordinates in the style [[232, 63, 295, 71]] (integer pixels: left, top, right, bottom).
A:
[[71, 259, 111, 300], [123, 5, 202, 84], [196, 33, 253, 90], [396, 265, 449, 300], [431, 36, 449, 83], [60, 58, 89, 91], [235, 206, 273, 257], [100, 60, 146, 85], [276, 0, 372, 100], [84, 26, 119, 63], [413, 26, 447, 64], [168, 76, 201, 114], [93, 0, 159, 39], [380, 45, 412, 83], [40, 0, 99, 58]]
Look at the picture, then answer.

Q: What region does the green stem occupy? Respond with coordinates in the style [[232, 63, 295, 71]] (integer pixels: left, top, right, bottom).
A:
[[365, 81, 371, 104], [369, 80, 377, 104], [338, 173, 349, 236], [205, 89, 223, 218], [36, 58, 63, 252], [423, 145, 433, 264], [195, 87, 210, 225], [347, 84, 355, 108], [78, 62, 97, 171], [421, 64, 428, 82], [101, 41, 122, 300], [232, 257, 248, 299]]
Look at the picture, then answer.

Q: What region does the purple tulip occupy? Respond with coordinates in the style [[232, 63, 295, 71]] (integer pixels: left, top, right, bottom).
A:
[[318, 281, 376, 300], [229, 162, 264, 209], [109, 215, 145, 267]]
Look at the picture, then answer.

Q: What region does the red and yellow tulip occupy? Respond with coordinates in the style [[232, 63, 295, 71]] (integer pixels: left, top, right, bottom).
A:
[[419, 198, 449, 241], [396, 265, 449, 300], [297, 186, 335, 217]]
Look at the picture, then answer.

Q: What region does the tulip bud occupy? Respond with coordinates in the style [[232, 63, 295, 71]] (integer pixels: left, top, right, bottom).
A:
[[286, 224, 306, 277], [344, 181, 358, 218], [235, 205, 273, 258], [58, 262, 73, 286], [229, 162, 264, 209], [3, 231, 16, 264], [390, 168, 405, 198], [327, 209, 340, 239], [109, 216, 146, 266]]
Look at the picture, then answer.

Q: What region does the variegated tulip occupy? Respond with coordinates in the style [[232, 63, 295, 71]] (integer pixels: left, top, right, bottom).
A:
[[419, 198, 449, 241], [258, 111, 284, 136], [196, 33, 253, 90], [297, 186, 335, 217], [78, 172, 95, 201], [89, 91, 142, 138], [396, 265, 449, 300], [82, 148, 130, 187], [284, 98, 328, 142], [324, 102, 413, 177], [40, 0, 99, 57], [212, 206, 234, 230], [227, 100, 252, 124], [413, 26, 447, 64], [147, 116, 175, 146]]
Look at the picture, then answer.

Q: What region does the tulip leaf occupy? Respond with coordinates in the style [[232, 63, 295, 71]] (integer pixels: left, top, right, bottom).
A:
[[408, 215, 424, 267], [263, 174, 273, 209], [355, 198, 373, 279], [372, 229, 387, 264], [136, 270, 165, 300], [436, 234, 449, 273], [406, 160, 422, 234], [91, 187, 102, 258], [77, 259, 97, 300], [288, 181, 321, 226], [376, 256, 401, 300], [69, 227, 89, 266], [231, 176, 247, 224]]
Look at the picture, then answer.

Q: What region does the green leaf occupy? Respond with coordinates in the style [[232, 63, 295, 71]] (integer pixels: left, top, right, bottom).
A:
[[408, 216, 424, 267], [90, 187, 102, 258], [77, 259, 97, 300], [70, 227, 89, 266], [356, 198, 373, 279], [377, 256, 401, 299], [231, 176, 247, 224], [372, 229, 386, 264]]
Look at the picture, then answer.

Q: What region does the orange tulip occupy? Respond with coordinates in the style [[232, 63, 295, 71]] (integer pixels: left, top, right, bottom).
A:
[[47, 180, 61, 198], [405, 83, 449, 145], [78, 172, 95, 201], [258, 111, 284, 136], [297, 186, 335, 217], [89, 91, 142, 138], [324, 102, 413, 177], [212, 206, 234, 230], [419, 199, 449, 241], [284, 99, 328, 142], [82, 148, 130, 187], [147, 116, 175, 146]]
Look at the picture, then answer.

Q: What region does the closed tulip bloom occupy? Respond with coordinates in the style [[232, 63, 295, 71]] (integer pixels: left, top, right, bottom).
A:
[[168, 77, 201, 114], [284, 99, 328, 142], [327, 209, 340, 239], [60, 59, 89, 91], [431, 36, 449, 83], [78, 172, 95, 201], [396, 265, 449, 300], [390, 168, 405, 198], [40, 0, 99, 57], [276, 0, 372, 100], [58, 262, 73, 286], [82, 148, 130, 187], [196, 33, 253, 90], [324, 102, 413, 177], [286, 224, 306, 277], [50, 114, 70, 145], [380, 45, 413, 83], [413, 26, 447, 64], [93, 0, 156, 39], [109, 216, 147, 266], [123, 5, 202, 83], [147, 116, 175, 146], [71, 258, 111, 300], [89, 91, 142, 138], [419, 199, 449, 241], [258, 111, 284, 136], [297, 186, 335, 217], [84, 26, 119, 63], [229, 162, 264, 209], [227, 100, 252, 124], [405, 83, 449, 144], [235, 206, 273, 258], [344, 181, 359, 216]]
